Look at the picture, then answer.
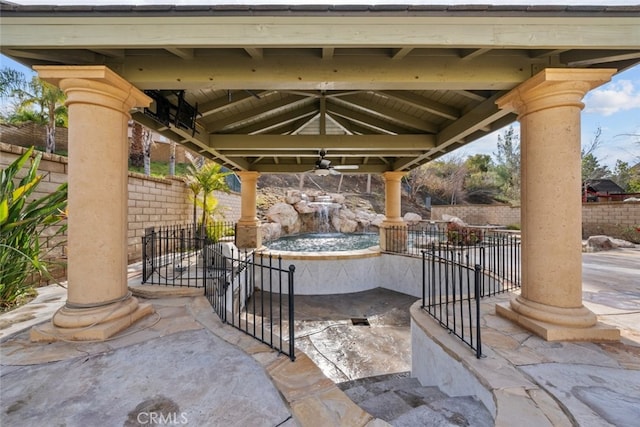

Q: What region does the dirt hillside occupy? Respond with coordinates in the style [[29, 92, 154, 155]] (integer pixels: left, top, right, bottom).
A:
[[257, 174, 431, 220]]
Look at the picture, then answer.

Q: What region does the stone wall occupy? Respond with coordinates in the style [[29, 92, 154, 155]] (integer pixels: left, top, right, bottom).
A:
[[430, 204, 521, 227], [431, 202, 640, 243], [0, 143, 242, 280], [582, 201, 640, 243]]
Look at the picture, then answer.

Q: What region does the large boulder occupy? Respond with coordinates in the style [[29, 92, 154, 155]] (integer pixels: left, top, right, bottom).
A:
[[329, 193, 346, 205], [442, 213, 467, 227], [403, 212, 422, 224], [584, 235, 636, 252], [332, 208, 358, 233], [354, 209, 373, 230], [261, 222, 282, 242], [293, 200, 316, 214], [266, 202, 301, 234], [371, 214, 386, 228], [285, 190, 304, 205]]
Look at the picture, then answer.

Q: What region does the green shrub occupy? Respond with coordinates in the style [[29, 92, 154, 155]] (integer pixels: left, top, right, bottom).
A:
[[1, 147, 68, 310]]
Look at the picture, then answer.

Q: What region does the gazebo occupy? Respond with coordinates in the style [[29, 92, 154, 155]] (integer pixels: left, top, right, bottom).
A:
[[2, 2, 638, 342]]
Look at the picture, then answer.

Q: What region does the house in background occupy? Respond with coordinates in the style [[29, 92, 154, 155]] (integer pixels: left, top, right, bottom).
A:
[[583, 179, 626, 202]]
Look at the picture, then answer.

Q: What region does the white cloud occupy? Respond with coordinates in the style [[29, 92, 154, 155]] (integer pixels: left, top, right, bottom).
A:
[[584, 79, 640, 116]]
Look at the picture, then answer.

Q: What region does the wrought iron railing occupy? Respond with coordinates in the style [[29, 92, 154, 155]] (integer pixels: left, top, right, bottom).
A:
[[142, 222, 237, 286], [384, 222, 522, 359], [206, 248, 296, 361], [385, 222, 521, 291], [422, 249, 483, 358], [141, 223, 296, 361]]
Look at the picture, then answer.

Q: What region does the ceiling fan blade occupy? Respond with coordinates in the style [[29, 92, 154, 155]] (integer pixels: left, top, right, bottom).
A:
[[333, 165, 359, 170], [313, 168, 331, 176]]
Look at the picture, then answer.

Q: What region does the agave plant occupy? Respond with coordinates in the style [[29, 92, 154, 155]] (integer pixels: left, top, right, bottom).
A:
[[0, 147, 68, 309]]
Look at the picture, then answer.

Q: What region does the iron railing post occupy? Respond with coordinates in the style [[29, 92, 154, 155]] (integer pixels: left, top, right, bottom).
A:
[[421, 250, 426, 307], [474, 264, 482, 359], [288, 264, 296, 361]]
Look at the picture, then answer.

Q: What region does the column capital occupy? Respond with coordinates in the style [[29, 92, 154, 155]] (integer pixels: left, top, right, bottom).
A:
[[382, 171, 406, 182], [496, 68, 616, 117], [236, 170, 261, 181], [35, 65, 151, 113]]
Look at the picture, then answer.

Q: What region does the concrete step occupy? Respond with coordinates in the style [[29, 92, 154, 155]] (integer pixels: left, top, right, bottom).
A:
[[337, 372, 493, 427]]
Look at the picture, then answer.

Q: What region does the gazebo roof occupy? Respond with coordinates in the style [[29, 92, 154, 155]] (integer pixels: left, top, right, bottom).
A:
[[2, 2, 639, 174]]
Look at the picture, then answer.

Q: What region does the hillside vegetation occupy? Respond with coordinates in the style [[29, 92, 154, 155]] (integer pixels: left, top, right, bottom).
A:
[[257, 173, 432, 220]]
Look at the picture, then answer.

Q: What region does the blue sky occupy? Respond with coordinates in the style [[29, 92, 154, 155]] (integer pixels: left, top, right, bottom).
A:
[[456, 65, 640, 169], [2, 55, 639, 169]]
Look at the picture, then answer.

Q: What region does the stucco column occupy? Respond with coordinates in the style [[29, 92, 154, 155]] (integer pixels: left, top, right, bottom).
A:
[[380, 171, 407, 252], [495, 68, 619, 341], [235, 171, 262, 248], [30, 66, 153, 342]]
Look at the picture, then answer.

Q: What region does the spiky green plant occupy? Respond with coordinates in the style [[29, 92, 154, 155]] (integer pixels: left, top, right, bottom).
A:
[[0, 147, 68, 309]]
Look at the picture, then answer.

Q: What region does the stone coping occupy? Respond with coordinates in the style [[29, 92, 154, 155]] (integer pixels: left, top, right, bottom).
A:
[[258, 245, 381, 260], [410, 301, 569, 426]]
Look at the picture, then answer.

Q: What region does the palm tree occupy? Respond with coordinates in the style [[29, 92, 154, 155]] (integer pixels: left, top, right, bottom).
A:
[[186, 160, 231, 239], [168, 140, 177, 176], [129, 121, 144, 168], [186, 176, 202, 234], [1, 68, 67, 153]]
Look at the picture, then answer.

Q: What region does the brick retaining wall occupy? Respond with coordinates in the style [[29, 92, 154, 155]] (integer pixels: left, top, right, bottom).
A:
[[431, 202, 640, 243], [1, 143, 241, 281]]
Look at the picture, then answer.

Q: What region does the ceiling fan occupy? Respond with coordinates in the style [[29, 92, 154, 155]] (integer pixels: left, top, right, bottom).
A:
[[311, 149, 359, 176]]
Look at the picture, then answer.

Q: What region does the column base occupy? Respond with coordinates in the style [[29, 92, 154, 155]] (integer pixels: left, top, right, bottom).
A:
[[496, 299, 620, 342], [30, 296, 154, 342], [236, 222, 262, 249]]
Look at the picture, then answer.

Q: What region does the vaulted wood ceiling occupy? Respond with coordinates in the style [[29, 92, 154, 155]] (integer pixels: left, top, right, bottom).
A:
[[2, 3, 640, 174]]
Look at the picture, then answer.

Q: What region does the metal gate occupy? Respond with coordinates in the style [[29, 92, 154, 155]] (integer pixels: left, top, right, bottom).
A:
[[141, 224, 296, 361]]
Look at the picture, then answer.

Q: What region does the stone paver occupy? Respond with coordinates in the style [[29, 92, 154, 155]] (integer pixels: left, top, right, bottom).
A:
[[1, 247, 638, 426], [1, 295, 294, 427]]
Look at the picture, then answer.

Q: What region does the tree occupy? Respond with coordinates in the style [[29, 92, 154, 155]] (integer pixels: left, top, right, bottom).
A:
[[581, 127, 611, 182], [142, 127, 153, 176], [407, 156, 468, 205], [581, 153, 610, 181], [129, 121, 144, 168], [0, 67, 67, 153], [404, 165, 433, 204], [610, 160, 638, 192], [464, 154, 499, 201], [494, 126, 521, 203], [186, 159, 232, 235], [168, 140, 177, 176], [128, 122, 154, 175]]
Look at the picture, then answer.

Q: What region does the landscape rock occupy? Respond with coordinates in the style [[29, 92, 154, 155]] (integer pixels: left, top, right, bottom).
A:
[[330, 193, 346, 205], [332, 208, 359, 233], [260, 187, 388, 238], [441, 214, 467, 227], [403, 212, 422, 224], [371, 214, 386, 228], [261, 222, 282, 242], [284, 190, 304, 205], [266, 203, 301, 234], [584, 235, 636, 252], [294, 200, 316, 214]]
